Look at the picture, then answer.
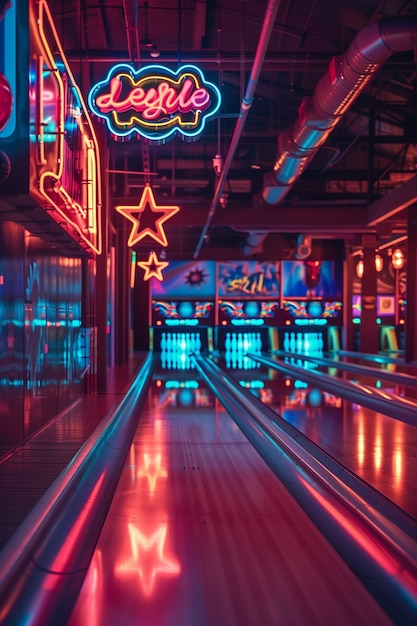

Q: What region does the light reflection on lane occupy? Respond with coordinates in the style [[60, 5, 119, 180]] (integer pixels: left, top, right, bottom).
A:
[[68, 408, 186, 626], [247, 362, 416, 519]]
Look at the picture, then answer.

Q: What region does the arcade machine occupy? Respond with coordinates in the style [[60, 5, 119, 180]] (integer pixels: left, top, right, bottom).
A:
[[216, 260, 281, 368], [150, 260, 216, 370], [279, 260, 344, 356]]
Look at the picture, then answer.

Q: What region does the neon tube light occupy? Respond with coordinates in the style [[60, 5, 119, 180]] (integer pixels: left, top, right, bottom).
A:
[[89, 63, 221, 143], [30, 0, 102, 255]]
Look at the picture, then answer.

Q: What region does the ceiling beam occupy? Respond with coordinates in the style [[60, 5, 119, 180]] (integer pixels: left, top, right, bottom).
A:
[[367, 174, 417, 225]]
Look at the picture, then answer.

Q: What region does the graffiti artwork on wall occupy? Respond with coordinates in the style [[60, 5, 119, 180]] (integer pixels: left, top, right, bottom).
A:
[[217, 261, 280, 298]]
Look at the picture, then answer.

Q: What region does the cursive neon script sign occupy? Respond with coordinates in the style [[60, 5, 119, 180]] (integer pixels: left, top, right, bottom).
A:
[[88, 64, 221, 143]]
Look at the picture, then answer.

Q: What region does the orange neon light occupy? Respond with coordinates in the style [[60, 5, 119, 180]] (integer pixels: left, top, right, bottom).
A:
[[29, 0, 102, 255], [116, 523, 181, 597], [137, 251, 169, 282], [116, 185, 179, 248]]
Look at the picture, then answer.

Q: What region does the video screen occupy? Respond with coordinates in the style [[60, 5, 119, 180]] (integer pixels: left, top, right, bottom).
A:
[[152, 300, 214, 326], [282, 300, 342, 324], [282, 260, 343, 298], [218, 300, 280, 326]]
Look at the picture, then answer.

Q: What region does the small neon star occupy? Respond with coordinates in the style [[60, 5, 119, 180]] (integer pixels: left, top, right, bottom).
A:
[[115, 184, 180, 247], [137, 251, 169, 281]]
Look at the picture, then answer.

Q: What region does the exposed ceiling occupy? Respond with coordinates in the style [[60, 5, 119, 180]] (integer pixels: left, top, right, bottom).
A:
[[46, 0, 417, 260]]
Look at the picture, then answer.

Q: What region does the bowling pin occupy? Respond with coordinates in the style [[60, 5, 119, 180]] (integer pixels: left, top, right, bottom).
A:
[[283, 332, 290, 351], [225, 332, 231, 351], [161, 332, 166, 351]]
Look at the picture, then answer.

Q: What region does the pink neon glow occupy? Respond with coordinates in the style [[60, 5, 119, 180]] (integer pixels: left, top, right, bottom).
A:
[[138, 452, 168, 495], [116, 523, 181, 596], [46, 473, 106, 575], [95, 76, 210, 121], [299, 474, 417, 592]]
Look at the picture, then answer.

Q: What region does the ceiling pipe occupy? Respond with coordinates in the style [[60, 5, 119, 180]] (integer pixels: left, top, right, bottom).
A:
[[244, 15, 417, 256], [122, 0, 140, 62], [193, 0, 282, 259]]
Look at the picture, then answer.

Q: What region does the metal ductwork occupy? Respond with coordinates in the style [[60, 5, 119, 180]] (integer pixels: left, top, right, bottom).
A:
[[244, 15, 417, 256]]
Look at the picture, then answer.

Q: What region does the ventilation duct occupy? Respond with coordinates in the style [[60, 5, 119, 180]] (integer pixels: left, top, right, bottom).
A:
[[243, 16, 417, 256]]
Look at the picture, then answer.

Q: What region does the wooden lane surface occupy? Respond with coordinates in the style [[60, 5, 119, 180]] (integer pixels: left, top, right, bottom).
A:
[[0, 353, 147, 551], [68, 391, 393, 626], [270, 381, 417, 520]]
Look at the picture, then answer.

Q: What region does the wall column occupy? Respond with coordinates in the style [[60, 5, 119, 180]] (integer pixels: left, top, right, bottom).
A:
[[405, 206, 417, 361], [115, 224, 131, 364], [343, 246, 355, 351], [95, 131, 109, 392], [359, 236, 379, 354]]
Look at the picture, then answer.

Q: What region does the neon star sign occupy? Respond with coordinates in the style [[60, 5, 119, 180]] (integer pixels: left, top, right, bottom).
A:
[[88, 63, 221, 143], [115, 184, 179, 247], [138, 251, 169, 282]]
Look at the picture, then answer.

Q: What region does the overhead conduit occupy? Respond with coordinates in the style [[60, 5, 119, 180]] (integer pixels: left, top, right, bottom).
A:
[[193, 0, 282, 258], [244, 15, 417, 256]]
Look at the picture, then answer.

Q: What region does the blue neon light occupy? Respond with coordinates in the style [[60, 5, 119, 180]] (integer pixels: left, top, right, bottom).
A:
[[294, 318, 328, 326], [165, 319, 199, 326], [231, 319, 265, 326]]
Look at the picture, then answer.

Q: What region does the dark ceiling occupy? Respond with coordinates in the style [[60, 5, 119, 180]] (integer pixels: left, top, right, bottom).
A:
[[46, 0, 417, 260]]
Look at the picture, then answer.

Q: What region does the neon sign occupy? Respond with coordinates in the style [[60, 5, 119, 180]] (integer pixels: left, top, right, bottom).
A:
[[0, 1, 15, 138], [29, 0, 102, 255], [138, 252, 169, 282], [115, 184, 180, 248], [88, 64, 221, 142]]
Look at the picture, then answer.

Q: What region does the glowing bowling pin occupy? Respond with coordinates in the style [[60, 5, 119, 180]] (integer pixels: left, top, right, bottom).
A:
[[283, 332, 290, 352]]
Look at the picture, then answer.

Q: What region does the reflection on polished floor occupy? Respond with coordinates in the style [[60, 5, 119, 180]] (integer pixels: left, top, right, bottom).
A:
[[66, 354, 415, 626]]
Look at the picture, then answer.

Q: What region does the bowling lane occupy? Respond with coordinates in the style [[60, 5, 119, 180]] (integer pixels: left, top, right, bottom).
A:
[[229, 354, 417, 520], [67, 368, 392, 626]]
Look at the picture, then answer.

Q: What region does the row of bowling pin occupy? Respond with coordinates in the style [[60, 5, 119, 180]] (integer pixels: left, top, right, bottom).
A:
[[225, 332, 263, 354], [160, 331, 201, 353], [283, 331, 324, 354]]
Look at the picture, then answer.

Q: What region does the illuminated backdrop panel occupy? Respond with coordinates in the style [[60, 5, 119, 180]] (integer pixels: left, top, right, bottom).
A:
[[150, 261, 216, 298], [282, 260, 342, 299], [217, 261, 280, 298]]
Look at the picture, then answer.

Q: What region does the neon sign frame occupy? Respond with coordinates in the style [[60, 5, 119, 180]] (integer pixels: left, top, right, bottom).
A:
[[29, 0, 102, 255], [0, 1, 15, 138], [88, 63, 221, 143], [138, 251, 169, 282]]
